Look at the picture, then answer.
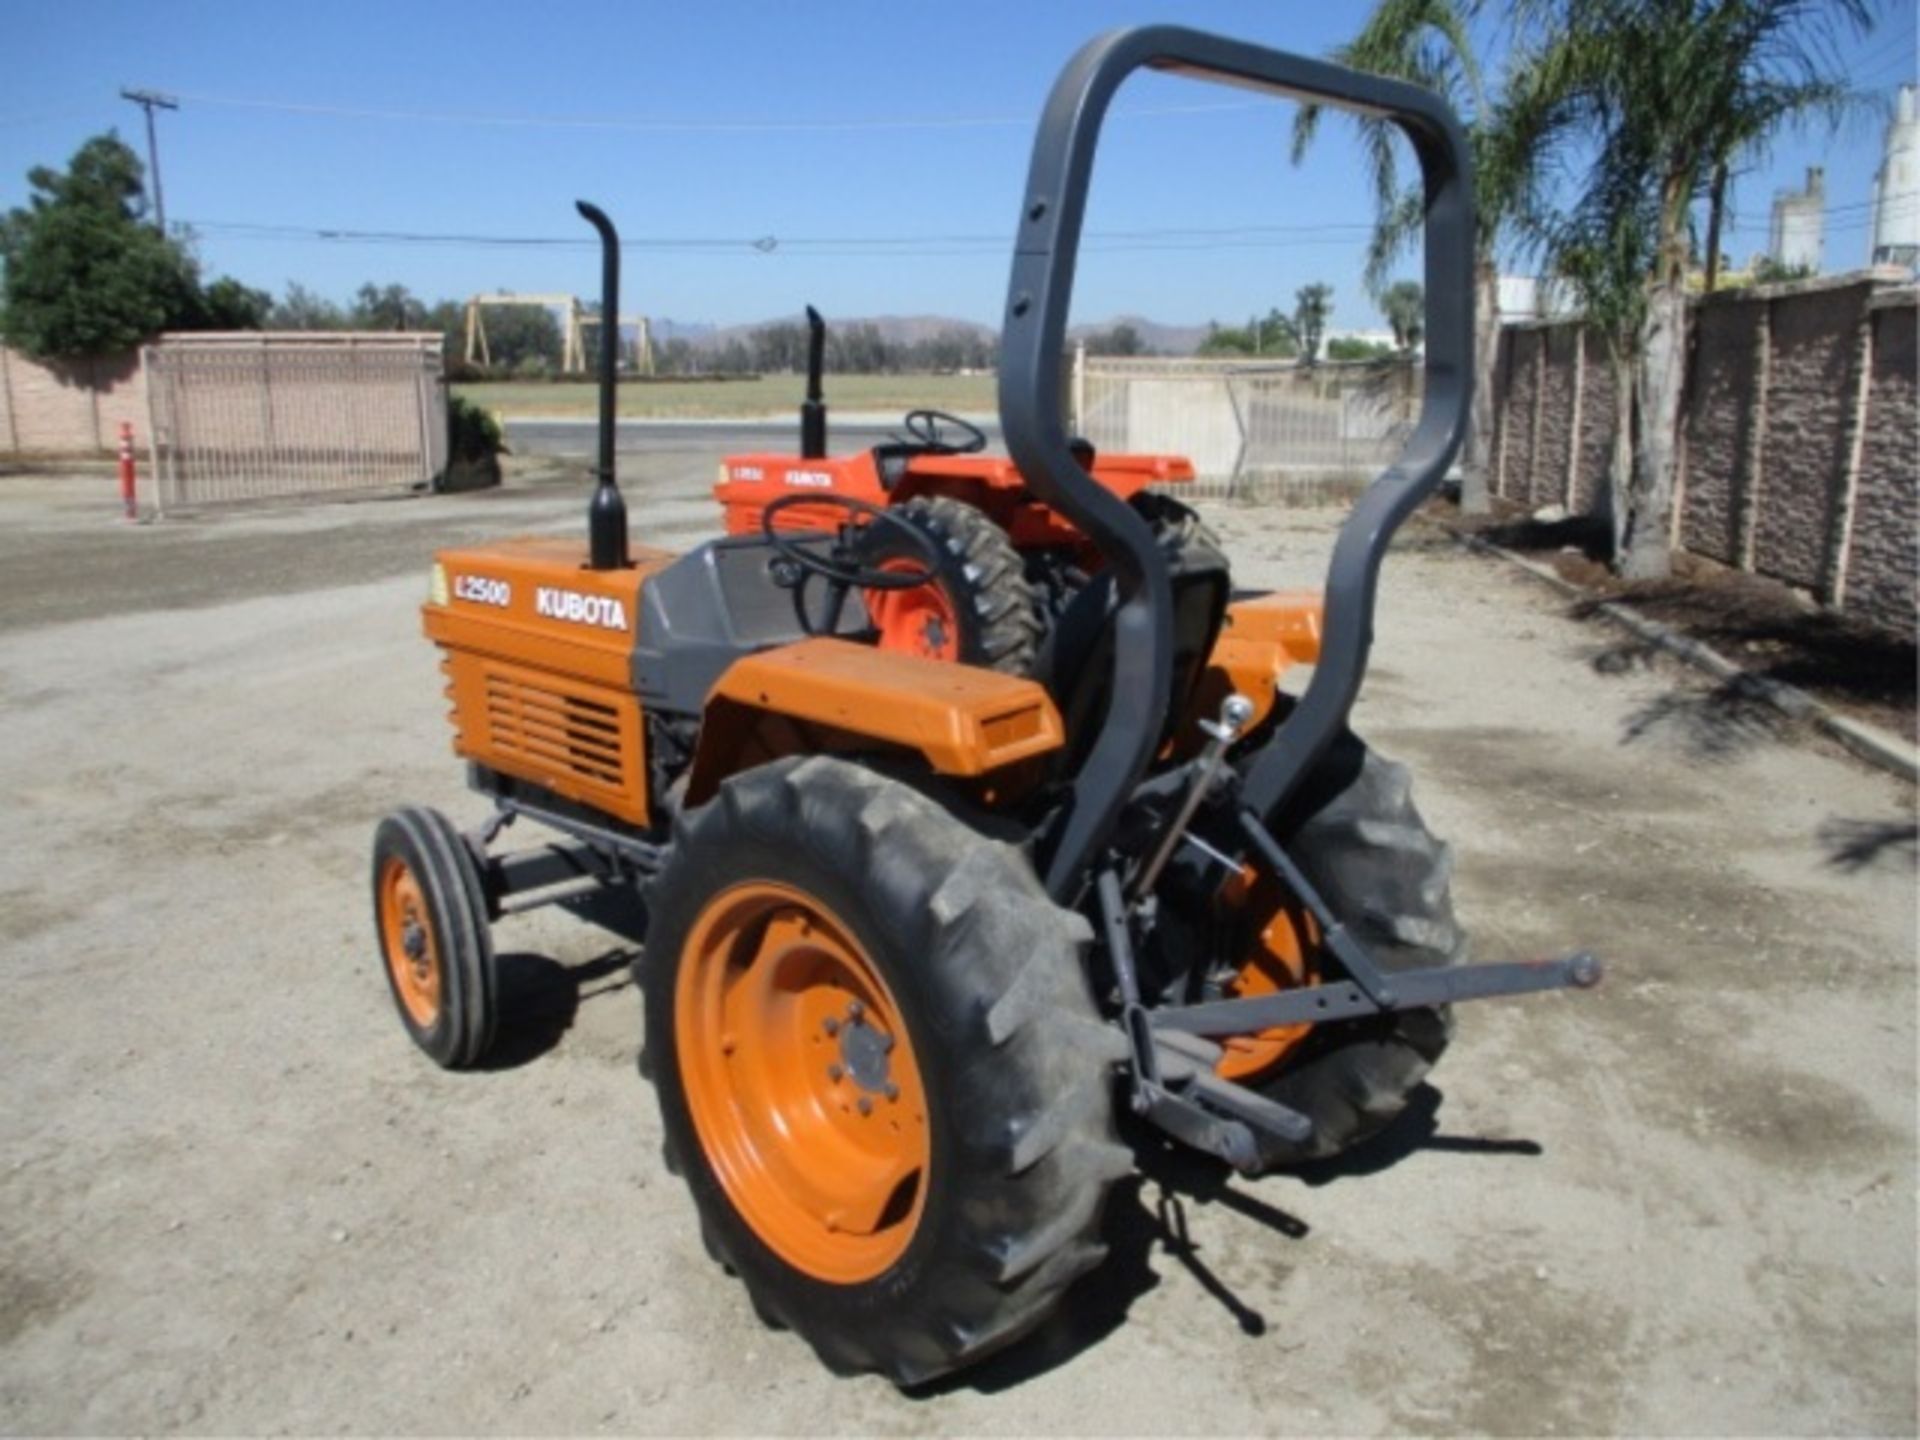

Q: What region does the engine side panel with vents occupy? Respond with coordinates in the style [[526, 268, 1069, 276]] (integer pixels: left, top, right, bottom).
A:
[[423, 535, 672, 825]]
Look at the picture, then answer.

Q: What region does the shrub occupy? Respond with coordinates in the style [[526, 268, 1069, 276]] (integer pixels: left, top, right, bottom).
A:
[[448, 394, 506, 462]]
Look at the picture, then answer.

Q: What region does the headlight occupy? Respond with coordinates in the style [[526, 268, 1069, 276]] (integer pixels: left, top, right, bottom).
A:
[[429, 562, 449, 607]]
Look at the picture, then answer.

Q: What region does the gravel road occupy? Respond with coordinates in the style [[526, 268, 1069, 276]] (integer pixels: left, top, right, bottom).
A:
[[1, 453, 1912, 1435]]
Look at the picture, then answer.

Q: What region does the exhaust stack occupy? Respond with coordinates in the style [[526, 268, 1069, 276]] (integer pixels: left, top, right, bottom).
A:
[[800, 305, 828, 460], [575, 199, 630, 571]]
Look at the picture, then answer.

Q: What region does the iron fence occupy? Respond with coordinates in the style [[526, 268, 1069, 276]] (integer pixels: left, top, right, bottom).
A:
[[1073, 352, 1421, 499], [143, 333, 446, 511]]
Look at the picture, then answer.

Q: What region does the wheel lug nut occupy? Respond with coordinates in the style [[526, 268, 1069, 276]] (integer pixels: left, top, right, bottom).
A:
[[847, 1000, 864, 1022], [857, 1097, 873, 1117], [827, 1063, 844, 1082], [822, 1017, 840, 1037], [883, 1082, 900, 1102]]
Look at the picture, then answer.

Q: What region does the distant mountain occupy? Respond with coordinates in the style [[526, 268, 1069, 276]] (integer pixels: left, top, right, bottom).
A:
[[653, 312, 1210, 355], [683, 313, 996, 350], [1067, 314, 1211, 356]]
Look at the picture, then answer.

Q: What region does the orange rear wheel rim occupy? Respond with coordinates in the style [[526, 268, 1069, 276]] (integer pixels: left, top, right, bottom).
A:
[[676, 881, 930, 1284], [865, 559, 961, 662], [379, 856, 442, 1028], [1214, 874, 1320, 1083]]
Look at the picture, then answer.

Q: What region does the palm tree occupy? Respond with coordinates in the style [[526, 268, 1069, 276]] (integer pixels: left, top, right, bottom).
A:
[[1294, 283, 1334, 364], [1381, 279, 1427, 350], [1291, 0, 1538, 513], [1509, 0, 1871, 578]]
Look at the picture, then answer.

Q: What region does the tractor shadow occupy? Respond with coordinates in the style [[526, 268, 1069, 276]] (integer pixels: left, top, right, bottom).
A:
[[1819, 817, 1919, 875], [921, 1083, 1543, 1396], [478, 947, 636, 1070]]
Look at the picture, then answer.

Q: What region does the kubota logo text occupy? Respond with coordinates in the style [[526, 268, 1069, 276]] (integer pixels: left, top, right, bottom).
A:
[[784, 469, 834, 488], [535, 586, 629, 631]]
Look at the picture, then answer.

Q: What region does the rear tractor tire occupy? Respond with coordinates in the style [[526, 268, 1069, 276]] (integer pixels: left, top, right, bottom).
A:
[[639, 756, 1128, 1385], [1228, 734, 1466, 1164], [858, 496, 1044, 674], [370, 806, 498, 1069]]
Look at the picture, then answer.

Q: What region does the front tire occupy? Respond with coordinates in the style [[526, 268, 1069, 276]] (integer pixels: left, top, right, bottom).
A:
[[640, 757, 1128, 1384], [370, 806, 497, 1068]]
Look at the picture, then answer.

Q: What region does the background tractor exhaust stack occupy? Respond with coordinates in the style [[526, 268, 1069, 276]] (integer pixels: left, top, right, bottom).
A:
[[800, 305, 828, 460]]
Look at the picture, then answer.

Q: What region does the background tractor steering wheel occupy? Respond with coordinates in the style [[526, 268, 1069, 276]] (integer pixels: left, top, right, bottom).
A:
[[900, 409, 989, 455], [760, 493, 942, 637]]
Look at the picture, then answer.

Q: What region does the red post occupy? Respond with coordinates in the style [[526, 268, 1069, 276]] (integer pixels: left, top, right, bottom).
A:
[[118, 420, 137, 521]]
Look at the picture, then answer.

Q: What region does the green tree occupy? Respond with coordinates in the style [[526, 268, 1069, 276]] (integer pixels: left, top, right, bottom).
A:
[[352, 282, 428, 331], [1511, 0, 1870, 578], [196, 276, 273, 330], [270, 282, 349, 330], [1750, 253, 1816, 284], [1294, 283, 1334, 365], [1291, 0, 1547, 512], [1327, 335, 1396, 361], [1197, 310, 1300, 358], [1380, 279, 1426, 351], [1083, 322, 1146, 356], [479, 300, 563, 372], [0, 134, 203, 356]]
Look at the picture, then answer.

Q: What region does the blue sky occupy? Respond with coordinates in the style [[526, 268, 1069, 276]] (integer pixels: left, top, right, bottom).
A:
[[4, 1, 1913, 333]]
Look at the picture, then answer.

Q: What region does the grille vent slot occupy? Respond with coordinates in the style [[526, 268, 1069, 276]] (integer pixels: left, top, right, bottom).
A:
[[483, 673, 627, 787]]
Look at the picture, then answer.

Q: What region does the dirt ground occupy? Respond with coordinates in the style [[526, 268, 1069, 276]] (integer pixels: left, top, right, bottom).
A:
[[1, 458, 1914, 1436], [1447, 498, 1918, 744]]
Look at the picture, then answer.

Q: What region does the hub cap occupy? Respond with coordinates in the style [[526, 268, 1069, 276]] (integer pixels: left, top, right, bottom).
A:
[[866, 559, 961, 662], [378, 856, 442, 1027], [676, 882, 930, 1284]]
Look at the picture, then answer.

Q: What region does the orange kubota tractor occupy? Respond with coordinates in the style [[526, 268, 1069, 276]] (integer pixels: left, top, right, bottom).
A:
[[371, 26, 1601, 1387], [711, 308, 1204, 674]]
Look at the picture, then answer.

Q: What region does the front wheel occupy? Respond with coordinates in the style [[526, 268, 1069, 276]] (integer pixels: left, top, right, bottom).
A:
[[640, 757, 1128, 1384], [370, 806, 497, 1068]]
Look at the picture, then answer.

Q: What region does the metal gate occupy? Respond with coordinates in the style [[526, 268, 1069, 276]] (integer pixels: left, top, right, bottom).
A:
[[1073, 352, 1420, 499], [142, 332, 446, 511]]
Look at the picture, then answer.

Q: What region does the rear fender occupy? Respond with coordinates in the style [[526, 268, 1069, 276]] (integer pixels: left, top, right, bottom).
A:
[[684, 638, 1065, 806]]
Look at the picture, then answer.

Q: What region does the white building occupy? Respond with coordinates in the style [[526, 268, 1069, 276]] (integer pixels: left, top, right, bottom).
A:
[[1769, 166, 1825, 273], [1869, 85, 1918, 269], [1497, 274, 1574, 320]]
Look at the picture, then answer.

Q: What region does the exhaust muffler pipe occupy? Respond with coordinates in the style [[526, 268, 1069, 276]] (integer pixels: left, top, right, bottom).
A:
[[575, 199, 630, 571]]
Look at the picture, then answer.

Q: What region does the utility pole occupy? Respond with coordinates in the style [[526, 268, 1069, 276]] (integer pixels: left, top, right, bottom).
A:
[[118, 88, 178, 233]]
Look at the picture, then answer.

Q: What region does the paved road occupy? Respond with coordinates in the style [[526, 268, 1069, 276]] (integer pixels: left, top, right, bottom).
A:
[[0, 466, 1912, 1434]]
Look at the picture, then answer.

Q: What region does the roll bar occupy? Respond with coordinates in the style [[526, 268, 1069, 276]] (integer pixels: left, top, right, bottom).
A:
[[996, 26, 1475, 900]]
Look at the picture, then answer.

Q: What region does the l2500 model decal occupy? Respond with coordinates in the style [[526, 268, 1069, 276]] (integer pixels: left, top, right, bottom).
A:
[[453, 575, 512, 607]]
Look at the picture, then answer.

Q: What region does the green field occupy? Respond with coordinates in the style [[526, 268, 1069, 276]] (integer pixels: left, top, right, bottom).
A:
[[455, 372, 996, 419]]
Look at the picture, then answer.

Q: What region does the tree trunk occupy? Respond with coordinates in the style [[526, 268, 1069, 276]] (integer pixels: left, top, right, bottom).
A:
[[1605, 343, 1634, 563], [1622, 277, 1686, 580], [1703, 161, 1728, 293], [1459, 254, 1500, 515]]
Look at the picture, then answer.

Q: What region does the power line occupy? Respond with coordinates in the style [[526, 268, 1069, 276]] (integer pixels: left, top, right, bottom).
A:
[[178, 216, 1381, 256], [156, 89, 1269, 135]]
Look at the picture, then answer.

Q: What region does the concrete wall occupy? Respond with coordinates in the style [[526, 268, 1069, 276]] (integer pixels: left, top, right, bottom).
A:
[[0, 347, 146, 456], [1491, 270, 1917, 640]]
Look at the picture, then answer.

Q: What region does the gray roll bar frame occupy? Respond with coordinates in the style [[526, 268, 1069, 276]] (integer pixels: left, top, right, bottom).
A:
[[996, 26, 1475, 900]]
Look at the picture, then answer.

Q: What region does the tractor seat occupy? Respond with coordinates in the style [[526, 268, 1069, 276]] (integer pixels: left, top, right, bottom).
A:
[[1034, 545, 1229, 770]]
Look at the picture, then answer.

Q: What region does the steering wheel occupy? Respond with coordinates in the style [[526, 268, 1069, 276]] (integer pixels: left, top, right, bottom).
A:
[[900, 409, 988, 455], [760, 493, 942, 636]]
